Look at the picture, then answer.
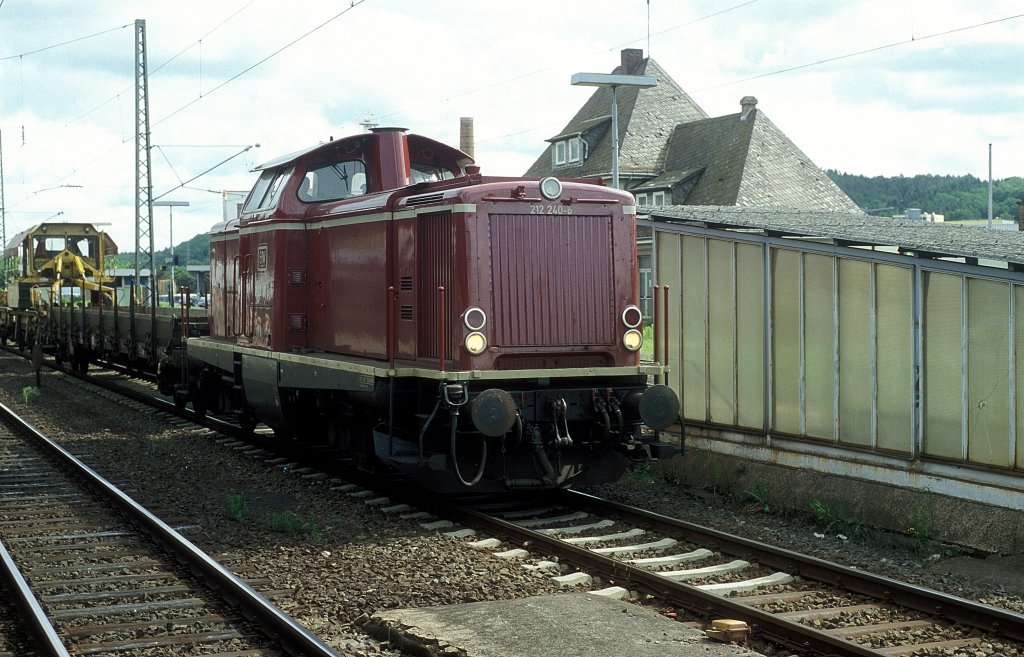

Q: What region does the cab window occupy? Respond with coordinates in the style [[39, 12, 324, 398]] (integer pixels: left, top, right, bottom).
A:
[[410, 162, 455, 184], [243, 166, 293, 213], [298, 160, 367, 202]]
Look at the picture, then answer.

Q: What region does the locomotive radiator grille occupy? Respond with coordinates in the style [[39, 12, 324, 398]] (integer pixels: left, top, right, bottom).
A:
[[490, 213, 615, 347], [418, 210, 458, 360]]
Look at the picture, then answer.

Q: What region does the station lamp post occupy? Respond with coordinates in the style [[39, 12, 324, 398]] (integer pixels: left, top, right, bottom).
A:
[[152, 200, 189, 307], [570, 72, 657, 189]]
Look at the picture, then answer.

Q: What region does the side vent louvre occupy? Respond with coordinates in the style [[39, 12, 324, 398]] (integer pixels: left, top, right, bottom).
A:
[[406, 193, 445, 207], [400, 305, 414, 321], [288, 314, 307, 331], [288, 269, 306, 286], [400, 276, 413, 292]]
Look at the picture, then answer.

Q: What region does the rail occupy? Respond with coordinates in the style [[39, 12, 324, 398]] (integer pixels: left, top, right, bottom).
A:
[[561, 490, 1024, 643], [0, 538, 70, 657], [0, 399, 342, 657], [427, 490, 1024, 657]]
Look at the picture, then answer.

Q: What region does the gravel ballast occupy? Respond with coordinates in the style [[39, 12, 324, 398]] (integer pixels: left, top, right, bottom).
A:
[[1, 353, 1022, 656]]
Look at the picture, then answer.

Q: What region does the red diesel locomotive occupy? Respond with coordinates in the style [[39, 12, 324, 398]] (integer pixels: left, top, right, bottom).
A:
[[184, 128, 679, 492]]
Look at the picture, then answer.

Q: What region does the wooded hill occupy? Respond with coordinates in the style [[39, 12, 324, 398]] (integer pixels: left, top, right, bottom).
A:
[[827, 171, 1024, 221], [114, 232, 211, 269]]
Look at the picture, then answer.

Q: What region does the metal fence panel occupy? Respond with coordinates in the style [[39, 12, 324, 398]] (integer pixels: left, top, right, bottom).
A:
[[966, 277, 1012, 468], [680, 236, 707, 421], [804, 253, 836, 440], [736, 242, 766, 430], [708, 238, 736, 424], [772, 248, 802, 435], [838, 258, 873, 447], [922, 271, 966, 460], [875, 264, 914, 453], [1017, 284, 1024, 469]]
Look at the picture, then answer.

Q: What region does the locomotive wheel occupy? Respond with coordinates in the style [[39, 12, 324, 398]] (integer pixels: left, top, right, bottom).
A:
[[237, 414, 257, 435], [189, 376, 209, 417]]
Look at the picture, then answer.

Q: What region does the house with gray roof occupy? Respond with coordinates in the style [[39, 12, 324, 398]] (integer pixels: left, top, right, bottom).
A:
[[526, 49, 862, 214]]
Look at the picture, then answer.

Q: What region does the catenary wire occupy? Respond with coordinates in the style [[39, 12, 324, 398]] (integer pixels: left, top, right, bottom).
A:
[[696, 12, 1024, 91]]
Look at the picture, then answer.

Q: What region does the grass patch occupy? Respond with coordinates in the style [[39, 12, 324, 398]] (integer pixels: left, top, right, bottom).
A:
[[620, 462, 657, 487], [807, 499, 873, 540], [22, 386, 40, 404], [740, 480, 772, 513], [907, 498, 940, 556], [224, 493, 325, 542], [225, 493, 249, 522]]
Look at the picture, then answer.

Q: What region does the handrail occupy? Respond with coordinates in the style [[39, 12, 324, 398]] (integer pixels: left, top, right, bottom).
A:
[[662, 284, 670, 371], [438, 286, 446, 372], [243, 254, 254, 340], [231, 255, 241, 337], [653, 284, 660, 366], [387, 286, 396, 371]]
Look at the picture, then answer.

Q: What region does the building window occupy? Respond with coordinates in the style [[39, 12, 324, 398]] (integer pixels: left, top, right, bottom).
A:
[[652, 191, 666, 207], [638, 255, 653, 319], [553, 141, 567, 166], [552, 137, 583, 167], [568, 137, 581, 163], [635, 193, 648, 205]]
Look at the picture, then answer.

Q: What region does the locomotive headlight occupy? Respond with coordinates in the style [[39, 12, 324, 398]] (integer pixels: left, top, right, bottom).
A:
[[621, 305, 643, 329], [622, 329, 643, 352], [539, 176, 562, 200], [463, 307, 487, 331], [465, 331, 488, 355]]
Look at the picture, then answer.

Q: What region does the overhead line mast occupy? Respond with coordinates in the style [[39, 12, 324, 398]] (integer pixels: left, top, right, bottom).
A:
[[0, 130, 6, 287], [134, 18, 156, 361]]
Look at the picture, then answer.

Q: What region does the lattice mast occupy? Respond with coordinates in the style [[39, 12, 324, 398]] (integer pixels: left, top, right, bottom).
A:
[[134, 19, 157, 360], [0, 130, 6, 287]]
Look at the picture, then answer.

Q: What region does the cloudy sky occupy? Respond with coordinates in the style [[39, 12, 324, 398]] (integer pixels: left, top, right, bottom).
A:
[[1, 1, 1021, 248]]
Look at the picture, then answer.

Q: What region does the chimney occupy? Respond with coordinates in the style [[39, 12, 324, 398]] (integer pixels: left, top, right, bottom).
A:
[[740, 96, 758, 121], [459, 117, 475, 159], [620, 48, 644, 74], [1017, 200, 1024, 231]]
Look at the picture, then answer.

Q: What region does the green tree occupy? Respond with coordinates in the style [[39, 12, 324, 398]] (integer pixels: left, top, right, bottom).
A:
[[173, 266, 196, 291], [827, 171, 1024, 222]]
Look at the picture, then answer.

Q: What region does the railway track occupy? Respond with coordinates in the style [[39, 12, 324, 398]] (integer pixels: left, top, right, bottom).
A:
[[0, 399, 340, 657], [9, 345, 1024, 656], [414, 492, 1024, 657]]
